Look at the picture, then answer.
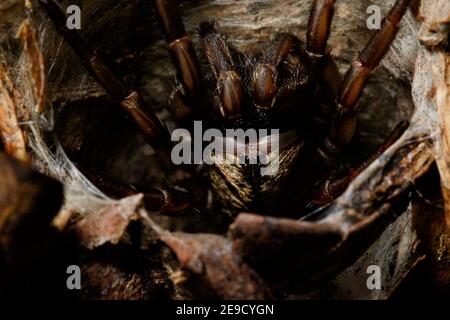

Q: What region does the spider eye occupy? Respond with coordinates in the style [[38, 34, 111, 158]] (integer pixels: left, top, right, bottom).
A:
[[253, 64, 278, 110], [219, 71, 243, 119]]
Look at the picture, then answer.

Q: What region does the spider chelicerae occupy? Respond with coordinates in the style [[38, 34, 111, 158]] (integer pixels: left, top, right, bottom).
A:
[[38, 0, 412, 224]]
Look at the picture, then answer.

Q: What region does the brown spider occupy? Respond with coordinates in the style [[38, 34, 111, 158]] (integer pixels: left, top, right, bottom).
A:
[[164, 0, 410, 220], [36, 0, 417, 295], [39, 0, 412, 219]]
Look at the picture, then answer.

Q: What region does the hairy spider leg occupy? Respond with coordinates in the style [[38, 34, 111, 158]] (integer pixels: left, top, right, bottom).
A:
[[199, 23, 244, 119], [317, 0, 413, 163], [310, 120, 409, 206], [309, 0, 413, 206], [306, 0, 341, 128], [38, 0, 173, 163], [77, 165, 204, 214], [153, 0, 205, 120], [307, 0, 336, 57], [252, 33, 301, 111]]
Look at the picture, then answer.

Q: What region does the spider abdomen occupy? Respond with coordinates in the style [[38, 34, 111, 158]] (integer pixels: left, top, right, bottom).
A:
[[208, 135, 305, 217]]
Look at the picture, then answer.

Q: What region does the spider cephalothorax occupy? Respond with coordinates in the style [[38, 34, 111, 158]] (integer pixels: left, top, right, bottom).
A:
[[199, 23, 314, 128]]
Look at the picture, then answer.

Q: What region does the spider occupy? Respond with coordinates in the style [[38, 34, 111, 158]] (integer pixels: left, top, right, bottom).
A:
[[35, 0, 415, 292]]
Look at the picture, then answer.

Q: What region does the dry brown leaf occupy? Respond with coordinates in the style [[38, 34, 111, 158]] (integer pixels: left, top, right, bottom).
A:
[[16, 19, 46, 114], [0, 67, 28, 162], [70, 194, 144, 250]]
